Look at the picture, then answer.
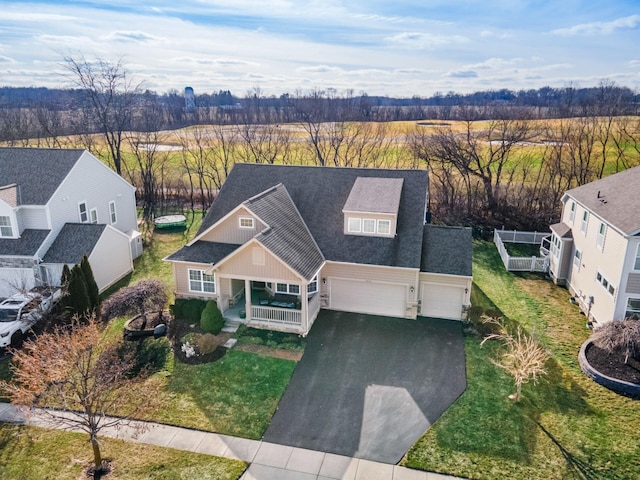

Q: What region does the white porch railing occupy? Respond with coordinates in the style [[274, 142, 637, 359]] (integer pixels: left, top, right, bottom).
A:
[[494, 228, 551, 273], [308, 293, 321, 328], [251, 305, 302, 325]]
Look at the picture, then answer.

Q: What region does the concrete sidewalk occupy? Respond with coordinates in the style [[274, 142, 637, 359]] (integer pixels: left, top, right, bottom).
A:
[[0, 402, 463, 480]]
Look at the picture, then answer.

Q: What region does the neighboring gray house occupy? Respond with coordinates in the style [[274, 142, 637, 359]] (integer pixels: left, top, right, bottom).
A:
[[0, 148, 142, 297], [547, 165, 640, 324], [166, 163, 472, 336]]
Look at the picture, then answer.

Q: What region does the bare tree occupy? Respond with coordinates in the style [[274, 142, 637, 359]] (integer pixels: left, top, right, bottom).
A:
[[63, 54, 142, 175], [481, 316, 549, 402], [0, 318, 159, 474], [101, 279, 168, 330]]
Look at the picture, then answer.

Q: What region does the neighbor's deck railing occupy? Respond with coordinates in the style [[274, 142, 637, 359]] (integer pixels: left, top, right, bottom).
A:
[[494, 228, 551, 272]]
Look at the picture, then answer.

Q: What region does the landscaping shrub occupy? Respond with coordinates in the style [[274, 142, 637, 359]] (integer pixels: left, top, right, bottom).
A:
[[171, 298, 207, 322], [197, 333, 220, 355], [200, 300, 224, 334]]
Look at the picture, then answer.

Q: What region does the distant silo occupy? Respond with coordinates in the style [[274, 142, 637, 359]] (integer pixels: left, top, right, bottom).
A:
[[185, 86, 195, 112]]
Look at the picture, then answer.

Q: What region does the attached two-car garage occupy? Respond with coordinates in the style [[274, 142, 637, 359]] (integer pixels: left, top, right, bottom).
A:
[[329, 278, 407, 318]]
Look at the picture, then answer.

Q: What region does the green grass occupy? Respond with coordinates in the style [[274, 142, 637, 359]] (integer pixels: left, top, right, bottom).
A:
[[0, 424, 246, 480], [134, 349, 296, 439], [404, 240, 640, 480], [503, 242, 542, 258]]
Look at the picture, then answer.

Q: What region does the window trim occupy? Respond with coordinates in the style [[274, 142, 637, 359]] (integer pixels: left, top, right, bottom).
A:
[[348, 217, 362, 233], [307, 276, 318, 294], [635, 244, 640, 271], [625, 297, 640, 319], [89, 208, 98, 224], [276, 282, 300, 295], [580, 210, 589, 236], [78, 201, 88, 223], [239, 217, 255, 229], [188, 269, 216, 294], [362, 218, 376, 233], [568, 201, 576, 224], [377, 219, 391, 235], [596, 222, 606, 250], [0, 216, 13, 238], [573, 249, 581, 270], [109, 201, 117, 224]]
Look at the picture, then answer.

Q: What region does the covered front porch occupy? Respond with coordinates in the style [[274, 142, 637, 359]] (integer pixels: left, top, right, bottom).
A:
[[218, 278, 321, 336]]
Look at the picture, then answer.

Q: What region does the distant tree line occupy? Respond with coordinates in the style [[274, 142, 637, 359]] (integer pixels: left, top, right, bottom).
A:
[[1, 56, 640, 232]]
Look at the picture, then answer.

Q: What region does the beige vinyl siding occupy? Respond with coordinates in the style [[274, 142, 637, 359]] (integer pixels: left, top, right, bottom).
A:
[[567, 212, 625, 324], [17, 207, 48, 230], [173, 261, 218, 299], [88, 226, 133, 292], [320, 261, 417, 318], [217, 242, 301, 282], [199, 207, 266, 244], [343, 211, 396, 237]]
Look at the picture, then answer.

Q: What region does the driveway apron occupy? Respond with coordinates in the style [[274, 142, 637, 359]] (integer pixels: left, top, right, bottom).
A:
[[263, 310, 466, 464]]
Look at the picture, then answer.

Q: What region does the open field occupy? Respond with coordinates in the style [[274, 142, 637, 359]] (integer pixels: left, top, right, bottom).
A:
[[0, 424, 246, 480], [404, 241, 640, 480]]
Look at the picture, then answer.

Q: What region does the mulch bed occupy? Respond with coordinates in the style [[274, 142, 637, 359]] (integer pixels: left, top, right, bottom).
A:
[[585, 343, 640, 384], [169, 319, 229, 365]]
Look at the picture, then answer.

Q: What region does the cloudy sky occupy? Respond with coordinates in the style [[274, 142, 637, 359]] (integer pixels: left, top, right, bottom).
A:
[[1, 0, 639, 97]]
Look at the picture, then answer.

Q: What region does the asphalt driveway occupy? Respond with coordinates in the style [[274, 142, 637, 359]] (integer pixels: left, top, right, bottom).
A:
[[263, 310, 466, 464]]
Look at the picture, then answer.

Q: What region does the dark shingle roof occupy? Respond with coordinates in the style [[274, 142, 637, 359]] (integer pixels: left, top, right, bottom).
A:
[[421, 225, 472, 276], [42, 223, 106, 264], [565, 165, 640, 235], [244, 184, 324, 280], [197, 164, 429, 269], [0, 148, 84, 206], [0, 229, 50, 257], [165, 241, 241, 264]]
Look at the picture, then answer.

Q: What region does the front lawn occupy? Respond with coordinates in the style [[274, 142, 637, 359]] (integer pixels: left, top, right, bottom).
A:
[[404, 240, 640, 480], [0, 424, 246, 480]]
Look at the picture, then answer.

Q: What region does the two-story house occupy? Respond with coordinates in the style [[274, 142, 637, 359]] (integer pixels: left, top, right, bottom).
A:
[[547, 165, 640, 325], [0, 148, 142, 298], [165, 163, 473, 336]]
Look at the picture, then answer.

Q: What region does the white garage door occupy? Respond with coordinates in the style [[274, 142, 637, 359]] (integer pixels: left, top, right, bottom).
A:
[[329, 278, 407, 318], [421, 283, 464, 320]]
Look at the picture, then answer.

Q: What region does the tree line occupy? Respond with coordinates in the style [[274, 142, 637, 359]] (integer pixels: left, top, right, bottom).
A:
[[1, 55, 640, 232]]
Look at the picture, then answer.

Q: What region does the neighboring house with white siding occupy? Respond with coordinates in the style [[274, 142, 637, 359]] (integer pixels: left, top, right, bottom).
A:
[[547, 165, 640, 325], [165, 163, 472, 336], [0, 148, 141, 297]]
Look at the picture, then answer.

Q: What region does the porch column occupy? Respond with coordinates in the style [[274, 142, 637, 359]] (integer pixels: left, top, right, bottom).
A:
[[245, 279, 251, 323], [301, 282, 309, 335]]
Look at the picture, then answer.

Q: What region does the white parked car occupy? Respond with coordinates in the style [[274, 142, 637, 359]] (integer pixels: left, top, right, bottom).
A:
[[0, 289, 61, 348]]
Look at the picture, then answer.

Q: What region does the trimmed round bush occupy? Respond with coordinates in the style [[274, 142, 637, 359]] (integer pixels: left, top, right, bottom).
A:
[[200, 300, 224, 334]]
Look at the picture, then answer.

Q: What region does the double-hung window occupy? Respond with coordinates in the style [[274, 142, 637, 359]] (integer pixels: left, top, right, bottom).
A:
[[625, 298, 640, 319], [276, 283, 300, 295], [596, 222, 606, 250], [109, 201, 117, 224], [188, 269, 215, 293], [573, 249, 581, 270], [78, 202, 88, 223], [90, 208, 98, 224], [580, 211, 589, 235], [0, 216, 12, 237], [568, 201, 576, 224], [635, 244, 640, 271], [307, 276, 318, 294]]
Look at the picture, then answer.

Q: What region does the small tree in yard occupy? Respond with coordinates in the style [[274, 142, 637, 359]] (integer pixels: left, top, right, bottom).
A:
[[591, 319, 640, 365], [481, 316, 550, 402], [200, 300, 224, 334], [0, 318, 159, 475], [81, 254, 100, 313], [101, 279, 168, 329]]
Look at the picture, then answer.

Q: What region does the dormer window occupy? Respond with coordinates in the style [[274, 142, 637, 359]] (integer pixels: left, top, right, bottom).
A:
[[348, 218, 361, 233], [0, 216, 13, 237], [239, 217, 255, 229], [343, 177, 403, 238]]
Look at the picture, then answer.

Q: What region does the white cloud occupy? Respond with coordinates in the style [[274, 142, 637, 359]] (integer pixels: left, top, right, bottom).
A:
[[552, 14, 640, 36], [1, 12, 76, 22], [480, 29, 513, 39], [0, 55, 16, 64], [386, 31, 469, 48], [297, 65, 344, 74], [105, 31, 163, 43]]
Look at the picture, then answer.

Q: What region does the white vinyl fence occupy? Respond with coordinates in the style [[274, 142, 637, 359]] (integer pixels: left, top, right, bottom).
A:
[[493, 228, 551, 272]]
